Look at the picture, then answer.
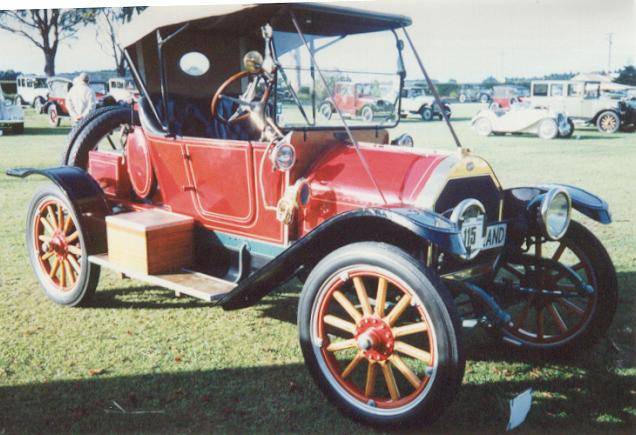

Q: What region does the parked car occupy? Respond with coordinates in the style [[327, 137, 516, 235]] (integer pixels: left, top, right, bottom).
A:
[[15, 74, 48, 110], [108, 77, 139, 104], [489, 85, 529, 110], [0, 84, 24, 134], [7, 3, 617, 428], [471, 105, 573, 139], [458, 84, 491, 103], [400, 86, 451, 121], [42, 77, 117, 127], [527, 80, 629, 133], [319, 81, 395, 122]]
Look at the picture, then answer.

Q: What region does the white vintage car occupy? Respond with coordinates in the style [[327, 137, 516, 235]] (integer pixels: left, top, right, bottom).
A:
[[400, 86, 451, 121], [471, 105, 573, 140], [108, 77, 139, 104], [0, 85, 24, 135], [527, 80, 623, 133], [16, 74, 48, 110]]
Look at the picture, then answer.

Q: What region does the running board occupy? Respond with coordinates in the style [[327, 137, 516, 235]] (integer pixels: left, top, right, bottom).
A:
[[89, 254, 235, 302]]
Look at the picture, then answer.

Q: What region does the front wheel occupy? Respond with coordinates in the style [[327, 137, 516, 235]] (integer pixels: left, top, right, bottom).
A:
[[298, 243, 464, 427], [319, 102, 333, 120], [493, 221, 617, 354], [458, 94, 467, 103], [26, 184, 100, 306], [360, 106, 374, 123], [474, 117, 493, 136], [480, 94, 490, 104], [537, 118, 559, 140]]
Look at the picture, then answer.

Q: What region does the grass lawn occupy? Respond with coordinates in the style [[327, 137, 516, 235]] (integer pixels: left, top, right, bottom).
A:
[[1, 105, 634, 433]]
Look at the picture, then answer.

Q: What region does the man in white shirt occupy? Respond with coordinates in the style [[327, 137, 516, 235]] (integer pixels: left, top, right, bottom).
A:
[[66, 72, 96, 124]]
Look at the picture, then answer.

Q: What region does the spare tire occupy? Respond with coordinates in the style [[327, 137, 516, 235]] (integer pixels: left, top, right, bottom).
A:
[[63, 105, 139, 169]]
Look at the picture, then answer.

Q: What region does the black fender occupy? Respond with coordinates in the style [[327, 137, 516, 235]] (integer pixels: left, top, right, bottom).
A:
[[503, 184, 611, 229], [220, 207, 465, 310], [6, 166, 109, 254]]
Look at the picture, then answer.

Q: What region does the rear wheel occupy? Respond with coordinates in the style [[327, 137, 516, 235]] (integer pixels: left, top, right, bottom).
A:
[[47, 105, 60, 127], [458, 94, 467, 103], [596, 111, 620, 133], [319, 102, 333, 120], [26, 184, 100, 306], [559, 118, 575, 138], [489, 102, 500, 111], [494, 221, 617, 354], [33, 96, 45, 112], [298, 243, 464, 427], [420, 107, 433, 121], [361, 106, 374, 123], [480, 94, 490, 104]]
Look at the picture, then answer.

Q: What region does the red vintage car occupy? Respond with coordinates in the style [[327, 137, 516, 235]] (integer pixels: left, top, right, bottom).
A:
[[319, 82, 396, 122], [489, 84, 530, 110], [43, 78, 117, 127], [7, 4, 616, 428]]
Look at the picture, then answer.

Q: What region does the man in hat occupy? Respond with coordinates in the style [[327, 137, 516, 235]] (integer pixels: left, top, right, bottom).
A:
[[66, 72, 96, 124]]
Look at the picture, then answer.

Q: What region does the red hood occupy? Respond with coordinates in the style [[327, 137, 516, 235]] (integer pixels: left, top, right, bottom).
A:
[[307, 144, 449, 207]]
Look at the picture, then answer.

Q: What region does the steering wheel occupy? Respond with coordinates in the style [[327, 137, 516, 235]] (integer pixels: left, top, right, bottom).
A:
[[210, 70, 274, 126]]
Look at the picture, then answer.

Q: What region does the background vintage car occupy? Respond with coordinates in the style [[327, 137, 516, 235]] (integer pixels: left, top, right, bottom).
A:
[[471, 106, 573, 139], [0, 83, 24, 134], [15, 74, 48, 110], [400, 86, 451, 120]]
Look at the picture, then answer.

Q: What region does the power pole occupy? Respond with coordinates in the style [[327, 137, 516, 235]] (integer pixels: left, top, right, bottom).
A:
[[606, 33, 614, 73]]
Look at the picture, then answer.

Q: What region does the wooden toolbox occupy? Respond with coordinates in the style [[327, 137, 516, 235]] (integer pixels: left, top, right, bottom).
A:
[[106, 210, 194, 275]]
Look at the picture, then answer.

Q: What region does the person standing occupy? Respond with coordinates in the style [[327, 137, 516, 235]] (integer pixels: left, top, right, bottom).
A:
[[66, 72, 96, 124]]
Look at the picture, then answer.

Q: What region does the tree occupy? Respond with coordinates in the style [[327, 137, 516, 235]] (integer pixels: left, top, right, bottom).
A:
[[0, 9, 96, 77], [615, 65, 636, 86], [481, 76, 499, 86], [95, 7, 146, 77]]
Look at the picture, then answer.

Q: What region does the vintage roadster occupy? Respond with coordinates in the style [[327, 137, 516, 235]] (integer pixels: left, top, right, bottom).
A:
[[7, 3, 617, 428], [471, 105, 574, 139]]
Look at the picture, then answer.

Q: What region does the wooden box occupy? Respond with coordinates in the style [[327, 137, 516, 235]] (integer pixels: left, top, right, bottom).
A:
[[106, 210, 194, 275]]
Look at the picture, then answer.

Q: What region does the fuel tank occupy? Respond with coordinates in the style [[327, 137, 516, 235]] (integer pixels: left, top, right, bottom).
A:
[[301, 143, 502, 234]]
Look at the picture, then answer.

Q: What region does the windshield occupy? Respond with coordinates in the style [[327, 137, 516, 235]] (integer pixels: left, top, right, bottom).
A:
[[273, 29, 402, 129]]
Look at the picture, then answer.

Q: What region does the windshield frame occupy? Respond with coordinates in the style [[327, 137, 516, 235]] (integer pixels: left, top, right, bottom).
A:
[[271, 26, 405, 133]]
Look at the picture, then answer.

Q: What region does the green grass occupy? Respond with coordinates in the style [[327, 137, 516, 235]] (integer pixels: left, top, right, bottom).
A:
[[1, 106, 634, 433]]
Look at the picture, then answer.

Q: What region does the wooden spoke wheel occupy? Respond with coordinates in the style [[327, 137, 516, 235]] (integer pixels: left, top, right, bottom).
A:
[[496, 221, 617, 352], [298, 243, 464, 427], [27, 184, 100, 306], [33, 198, 82, 292], [596, 111, 620, 134]]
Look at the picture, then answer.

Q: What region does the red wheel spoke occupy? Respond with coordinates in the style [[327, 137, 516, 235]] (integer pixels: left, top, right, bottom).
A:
[[66, 231, 79, 244], [375, 277, 387, 317], [63, 215, 73, 235], [364, 361, 377, 397], [394, 341, 431, 363], [384, 294, 411, 326], [67, 255, 81, 274], [536, 307, 544, 340], [353, 276, 373, 316], [380, 362, 400, 400], [49, 257, 61, 279], [389, 354, 421, 389], [513, 302, 532, 329], [46, 205, 58, 228], [68, 245, 82, 257], [41, 251, 54, 261], [341, 352, 364, 378], [40, 217, 55, 235], [59, 260, 66, 287], [56, 205, 63, 230], [326, 339, 357, 352], [323, 314, 356, 335], [557, 298, 585, 317], [333, 290, 362, 323], [392, 322, 427, 337], [38, 235, 51, 244], [547, 303, 568, 334]]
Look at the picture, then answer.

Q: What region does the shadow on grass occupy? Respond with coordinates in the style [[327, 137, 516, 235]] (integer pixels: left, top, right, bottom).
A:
[[23, 126, 71, 136], [0, 359, 633, 433], [89, 285, 210, 310]]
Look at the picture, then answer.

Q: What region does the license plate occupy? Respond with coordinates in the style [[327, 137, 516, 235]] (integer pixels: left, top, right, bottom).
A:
[[460, 218, 507, 257]]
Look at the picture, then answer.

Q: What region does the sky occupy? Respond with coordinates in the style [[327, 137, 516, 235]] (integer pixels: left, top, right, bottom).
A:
[[0, 0, 634, 82]]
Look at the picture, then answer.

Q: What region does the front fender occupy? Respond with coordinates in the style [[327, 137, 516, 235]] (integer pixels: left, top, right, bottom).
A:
[[6, 166, 109, 254], [220, 207, 464, 310], [504, 184, 611, 225]]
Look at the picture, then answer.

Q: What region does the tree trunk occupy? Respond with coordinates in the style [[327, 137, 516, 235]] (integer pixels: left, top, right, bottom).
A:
[[44, 49, 56, 77]]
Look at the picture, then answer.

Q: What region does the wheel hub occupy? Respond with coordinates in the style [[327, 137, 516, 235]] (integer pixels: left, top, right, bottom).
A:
[[49, 231, 68, 257], [354, 317, 394, 361]]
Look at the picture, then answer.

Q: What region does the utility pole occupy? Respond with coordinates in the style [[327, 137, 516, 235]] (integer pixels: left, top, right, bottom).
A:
[[606, 33, 614, 73]]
